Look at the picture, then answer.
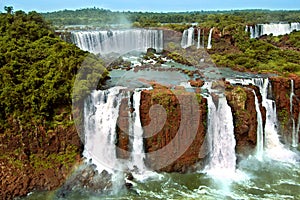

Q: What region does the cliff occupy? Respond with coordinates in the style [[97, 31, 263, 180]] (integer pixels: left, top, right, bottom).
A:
[[2, 77, 300, 199], [270, 75, 300, 144], [0, 124, 82, 199], [226, 84, 266, 157], [140, 85, 207, 172]]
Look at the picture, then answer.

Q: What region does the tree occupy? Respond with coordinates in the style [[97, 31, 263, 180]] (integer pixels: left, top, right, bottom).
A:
[[4, 6, 13, 14]]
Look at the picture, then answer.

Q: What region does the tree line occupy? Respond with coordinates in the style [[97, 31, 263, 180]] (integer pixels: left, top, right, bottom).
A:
[[41, 7, 300, 27]]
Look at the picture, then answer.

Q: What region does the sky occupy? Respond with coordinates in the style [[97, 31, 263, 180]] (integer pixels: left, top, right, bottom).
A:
[[1, 0, 300, 13]]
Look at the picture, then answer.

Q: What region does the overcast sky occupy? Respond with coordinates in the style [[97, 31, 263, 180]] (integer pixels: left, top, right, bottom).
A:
[[1, 0, 300, 13]]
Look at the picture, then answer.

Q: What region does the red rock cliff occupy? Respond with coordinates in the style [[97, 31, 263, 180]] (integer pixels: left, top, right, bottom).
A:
[[140, 85, 207, 172], [270, 75, 300, 144]]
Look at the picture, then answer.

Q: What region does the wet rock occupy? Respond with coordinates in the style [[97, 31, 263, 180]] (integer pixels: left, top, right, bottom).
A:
[[147, 48, 157, 54], [226, 85, 259, 156], [56, 164, 113, 198], [189, 78, 204, 87], [211, 80, 226, 90]]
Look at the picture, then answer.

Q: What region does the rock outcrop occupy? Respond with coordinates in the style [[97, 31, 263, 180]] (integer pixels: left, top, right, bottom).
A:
[[0, 125, 82, 200], [270, 75, 300, 144], [226, 85, 266, 157], [140, 85, 207, 172]]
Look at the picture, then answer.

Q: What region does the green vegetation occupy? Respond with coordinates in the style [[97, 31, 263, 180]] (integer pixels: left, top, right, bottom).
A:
[[278, 108, 289, 128], [42, 8, 300, 28], [210, 25, 300, 75], [42, 8, 300, 75], [0, 10, 108, 132], [0, 9, 108, 173]]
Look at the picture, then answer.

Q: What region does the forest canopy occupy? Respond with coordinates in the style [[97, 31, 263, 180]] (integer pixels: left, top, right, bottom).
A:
[[0, 10, 108, 132], [42, 8, 300, 27]]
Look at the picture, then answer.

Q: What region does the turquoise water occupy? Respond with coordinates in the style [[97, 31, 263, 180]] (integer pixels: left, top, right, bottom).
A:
[[24, 155, 300, 200]]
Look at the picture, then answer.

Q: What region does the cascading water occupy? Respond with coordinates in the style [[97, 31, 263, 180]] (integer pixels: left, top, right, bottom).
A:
[[246, 23, 300, 38], [207, 28, 214, 49], [290, 80, 298, 148], [130, 90, 146, 172], [197, 28, 201, 49], [83, 87, 157, 187], [252, 90, 264, 160], [205, 92, 236, 177], [83, 87, 127, 174], [202, 29, 205, 48], [181, 27, 213, 49], [181, 27, 195, 48], [226, 78, 298, 161], [253, 78, 297, 162], [297, 112, 300, 147], [71, 29, 163, 54]]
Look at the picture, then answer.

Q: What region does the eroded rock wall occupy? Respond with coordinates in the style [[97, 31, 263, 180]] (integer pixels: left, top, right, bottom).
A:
[[270, 75, 300, 144]]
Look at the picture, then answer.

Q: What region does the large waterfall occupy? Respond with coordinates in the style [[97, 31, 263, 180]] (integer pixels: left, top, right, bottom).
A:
[[226, 78, 298, 162], [246, 23, 300, 38], [83, 87, 127, 173], [205, 90, 236, 177], [83, 87, 149, 174], [253, 78, 297, 162], [71, 29, 164, 54]]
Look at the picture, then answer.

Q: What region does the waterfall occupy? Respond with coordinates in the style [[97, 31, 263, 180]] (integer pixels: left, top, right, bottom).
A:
[[197, 28, 201, 49], [254, 79, 281, 148], [83, 86, 157, 185], [83, 87, 127, 174], [247, 23, 300, 38], [181, 27, 195, 48], [253, 90, 264, 160], [202, 29, 205, 48], [297, 112, 300, 147], [207, 28, 213, 49], [130, 90, 146, 172], [253, 78, 297, 162], [290, 80, 298, 148], [71, 29, 164, 55], [226, 78, 298, 162], [205, 93, 236, 175], [249, 26, 255, 38]]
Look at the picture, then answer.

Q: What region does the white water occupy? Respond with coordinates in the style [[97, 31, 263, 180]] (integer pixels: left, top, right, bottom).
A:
[[181, 27, 213, 49], [207, 28, 214, 49], [130, 90, 146, 172], [226, 78, 298, 162], [247, 23, 300, 38], [84, 87, 158, 185], [205, 93, 237, 178], [83, 87, 127, 174], [202, 29, 205, 48], [253, 90, 264, 160], [297, 112, 300, 147], [290, 80, 298, 148], [253, 78, 297, 162], [181, 27, 195, 48], [71, 29, 163, 54], [197, 28, 201, 49]]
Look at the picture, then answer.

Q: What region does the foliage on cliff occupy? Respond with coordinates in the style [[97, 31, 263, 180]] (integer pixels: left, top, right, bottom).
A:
[[209, 25, 300, 75], [0, 10, 107, 131], [0, 10, 108, 198]]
